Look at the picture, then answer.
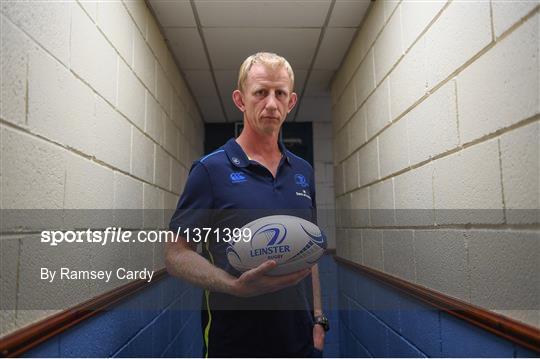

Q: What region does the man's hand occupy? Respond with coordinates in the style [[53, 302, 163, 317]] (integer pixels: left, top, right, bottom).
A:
[[313, 323, 325, 351], [231, 260, 311, 297]]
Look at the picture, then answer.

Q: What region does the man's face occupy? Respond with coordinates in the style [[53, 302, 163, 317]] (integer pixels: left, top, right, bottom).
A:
[[234, 63, 297, 135]]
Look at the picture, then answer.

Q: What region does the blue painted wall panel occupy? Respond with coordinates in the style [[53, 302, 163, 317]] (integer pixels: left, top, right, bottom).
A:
[[355, 271, 373, 310], [161, 277, 177, 309], [340, 266, 357, 299], [323, 343, 338, 357], [170, 295, 185, 340], [24, 337, 60, 358], [515, 344, 540, 358], [152, 309, 172, 357], [387, 328, 427, 358], [59, 306, 146, 357], [325, 319, 339, 345], [126, 326, 154, 358], [440, 313, 515, 358], [178, 324, 194, 357], [351, 332, 372, 358], [360, 310, 389, 358], [348, 301, 363, 340], [339, 319, 347, 356], [370, 280, 401, 333], [139, 283, 162, 325], [399, 294, 442, 357], [337, 262, 538, 358], [163, 329, 183, 358], [58, 315, 105, 357], [22, 255, 540, 358]]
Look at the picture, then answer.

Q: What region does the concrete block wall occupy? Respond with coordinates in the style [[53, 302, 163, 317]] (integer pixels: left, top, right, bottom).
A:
[[1, 0, 204, 336], [331, 0, 539, 330], [313, 122, 337, 249]]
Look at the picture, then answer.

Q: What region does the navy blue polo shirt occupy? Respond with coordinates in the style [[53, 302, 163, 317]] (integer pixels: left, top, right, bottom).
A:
[[169, 138, 318, 357]]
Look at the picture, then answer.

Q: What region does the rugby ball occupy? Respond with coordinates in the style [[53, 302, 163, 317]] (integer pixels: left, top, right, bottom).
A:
[[226, 215, 327, 276]]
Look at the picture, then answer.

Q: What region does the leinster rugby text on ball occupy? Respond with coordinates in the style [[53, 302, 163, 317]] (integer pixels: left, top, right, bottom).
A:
[[40, 227, 252, 246]]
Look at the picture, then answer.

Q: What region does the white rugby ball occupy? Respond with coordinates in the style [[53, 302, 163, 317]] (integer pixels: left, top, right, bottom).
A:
[[226, 215, 327, 276]]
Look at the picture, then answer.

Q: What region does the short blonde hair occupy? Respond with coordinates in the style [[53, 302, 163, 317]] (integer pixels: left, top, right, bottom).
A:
[[237, 52, 295, 92]]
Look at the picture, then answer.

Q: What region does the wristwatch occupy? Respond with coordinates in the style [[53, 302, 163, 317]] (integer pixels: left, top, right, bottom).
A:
[[314, 315, 330, 332]]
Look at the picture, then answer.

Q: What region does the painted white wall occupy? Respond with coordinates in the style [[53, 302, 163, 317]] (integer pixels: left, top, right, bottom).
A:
[[0, 0, 204, 335], [331, 0, 539, 328]]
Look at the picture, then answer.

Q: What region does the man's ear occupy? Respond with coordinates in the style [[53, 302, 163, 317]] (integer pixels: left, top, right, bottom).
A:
[[232, 90, 245, 112], [287, 92, 298, 113]]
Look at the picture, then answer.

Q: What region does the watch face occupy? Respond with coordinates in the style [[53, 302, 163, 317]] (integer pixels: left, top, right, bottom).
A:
[[315, 316, 329, 331]]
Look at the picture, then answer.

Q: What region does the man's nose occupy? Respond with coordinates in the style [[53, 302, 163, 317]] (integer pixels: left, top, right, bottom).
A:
[[265, 92, 278, 111]]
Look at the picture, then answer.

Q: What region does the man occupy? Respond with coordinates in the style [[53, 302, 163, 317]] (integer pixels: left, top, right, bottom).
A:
[[167, 52, 327, 357]]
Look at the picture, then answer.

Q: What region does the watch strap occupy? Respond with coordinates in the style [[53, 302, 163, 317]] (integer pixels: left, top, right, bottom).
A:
[[314, 315, 330, 332]]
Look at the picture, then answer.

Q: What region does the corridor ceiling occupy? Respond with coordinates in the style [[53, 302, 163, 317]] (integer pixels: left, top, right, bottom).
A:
[[147, 0, 370, 123]]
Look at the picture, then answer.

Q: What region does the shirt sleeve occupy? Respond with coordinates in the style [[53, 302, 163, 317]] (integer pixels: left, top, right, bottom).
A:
[[169, 161, 214, 232]]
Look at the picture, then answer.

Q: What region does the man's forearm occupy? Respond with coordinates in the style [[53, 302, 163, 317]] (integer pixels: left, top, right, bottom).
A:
[[166, 236, 313, 298], [311, 264, 323, 316], [165, 242, 236, 294]]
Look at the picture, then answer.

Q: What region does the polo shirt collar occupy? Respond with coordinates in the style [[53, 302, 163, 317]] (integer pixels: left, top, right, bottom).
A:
[[278, 140, 292, 165], [224, 138, 291, 168], [224, 138, 249, 167]]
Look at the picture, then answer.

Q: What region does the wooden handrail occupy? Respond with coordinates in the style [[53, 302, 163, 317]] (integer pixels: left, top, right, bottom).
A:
[[334, 256, 540, 353], [0, 269, 167, 357]]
